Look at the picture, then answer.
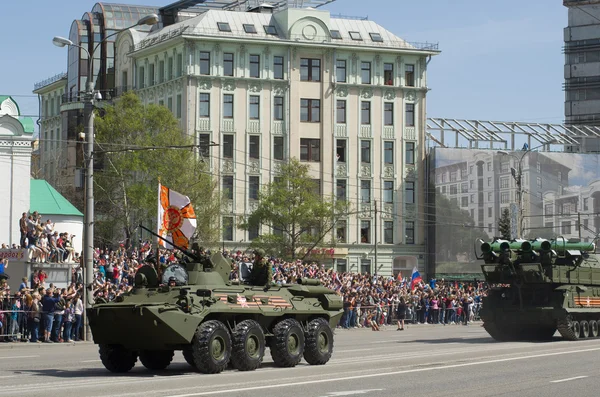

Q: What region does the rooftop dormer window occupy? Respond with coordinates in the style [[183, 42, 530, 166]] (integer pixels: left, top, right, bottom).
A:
[[217, 22, 231, 32], [369, 32, 383, 42], [330, 30, 342, 39], [243, 24, 257, 33], [349, 31, 362, 41], [264, 25, 277, 35]]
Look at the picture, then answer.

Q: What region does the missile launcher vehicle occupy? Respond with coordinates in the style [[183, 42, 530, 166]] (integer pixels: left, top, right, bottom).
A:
[[477, 237, 600, 341], [87, 230, 344, 374]]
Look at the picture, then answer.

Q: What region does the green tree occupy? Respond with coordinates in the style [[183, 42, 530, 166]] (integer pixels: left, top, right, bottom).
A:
[[498, 208, 512, 240], [94, 92, 221, 249], [434, 192, 489, 262], [239, 158, 350, 260]]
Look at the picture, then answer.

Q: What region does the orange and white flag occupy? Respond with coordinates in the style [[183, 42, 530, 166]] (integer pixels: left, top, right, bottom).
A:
[[157, 183, 197, 249]]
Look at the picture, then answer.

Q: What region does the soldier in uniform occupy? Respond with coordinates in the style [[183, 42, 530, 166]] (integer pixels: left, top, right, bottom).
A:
[[250, 249, 272, 286]]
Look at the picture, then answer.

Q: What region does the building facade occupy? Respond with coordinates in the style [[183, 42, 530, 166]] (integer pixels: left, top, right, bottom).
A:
[[116, 4, 439, 276], [564, 1, 600, 137]]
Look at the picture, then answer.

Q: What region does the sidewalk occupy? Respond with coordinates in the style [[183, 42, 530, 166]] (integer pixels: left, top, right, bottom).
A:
[[0, 340, 94, 349]]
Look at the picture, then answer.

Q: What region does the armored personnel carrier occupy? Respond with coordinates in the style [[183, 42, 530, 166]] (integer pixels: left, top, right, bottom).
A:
[[477, 237, 600, 341], [87, 237, 343, 374]]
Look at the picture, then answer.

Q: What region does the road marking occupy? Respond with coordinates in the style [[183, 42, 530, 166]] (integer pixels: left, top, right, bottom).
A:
[[164, 347, 600, 397], [80, 359, 102, 363], [0, 355, 39, 359], [318, 390, 384, 396], [550, 376, 588, 383]]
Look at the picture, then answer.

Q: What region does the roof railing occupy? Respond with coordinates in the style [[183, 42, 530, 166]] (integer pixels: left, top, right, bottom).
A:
[[34, 73, 67, 91]]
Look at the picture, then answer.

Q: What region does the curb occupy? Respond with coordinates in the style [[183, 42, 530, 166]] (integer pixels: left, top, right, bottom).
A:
[[0, 341, 94, 349]]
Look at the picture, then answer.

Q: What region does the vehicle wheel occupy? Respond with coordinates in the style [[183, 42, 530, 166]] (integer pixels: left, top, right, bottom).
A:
[[192, 320, 232, 374], [230, 319, 265, 371], [303, 318, 334, 365], [139, 350, 174, 370], [182, 348, 196, 368], [270, 318, 305, 368], [580, 320, 590, 338], [571, 320, 581, 339], [99, 344, 137, 373], [591, 320, 600, 338]]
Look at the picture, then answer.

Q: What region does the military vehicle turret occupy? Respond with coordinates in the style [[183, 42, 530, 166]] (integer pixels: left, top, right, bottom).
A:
[[477, 236, 600, 341], [87, 229, 343, 374]]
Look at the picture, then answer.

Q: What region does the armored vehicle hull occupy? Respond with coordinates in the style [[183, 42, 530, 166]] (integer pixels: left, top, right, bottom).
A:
[[478, 238, 600, 341], [88, 251, 343, 374]]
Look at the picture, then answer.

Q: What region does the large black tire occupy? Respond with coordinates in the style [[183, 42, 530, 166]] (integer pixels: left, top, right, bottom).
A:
[[269, 318, 305, 367], [192, 320, 232, 374], [139, 350, 174, 370], [580, 320, 590, 338], [99, 344, 137, 373], [303, 318, 334, 365], [230, 320, 265, 371], [182, 349, 196, 368]]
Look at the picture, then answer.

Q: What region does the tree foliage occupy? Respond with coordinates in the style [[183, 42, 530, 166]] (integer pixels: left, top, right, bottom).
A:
[[94, 92, 221, 249], [434, 191, 489, 262], [498, 208, 512, 240], [239, 158, 350, 260]]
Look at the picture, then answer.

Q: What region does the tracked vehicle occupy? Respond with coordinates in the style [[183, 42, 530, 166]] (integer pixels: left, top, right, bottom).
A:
[[87, 232, 343, 374], [477, 237, 600, 341]]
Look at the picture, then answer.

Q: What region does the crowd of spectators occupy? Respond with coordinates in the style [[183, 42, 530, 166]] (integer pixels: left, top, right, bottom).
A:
[[0, 242, 487, 342]]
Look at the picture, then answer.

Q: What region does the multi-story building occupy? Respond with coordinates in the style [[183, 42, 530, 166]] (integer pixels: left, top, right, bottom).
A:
[[564, 0, 600, 149], [115, 1, 439, 276]]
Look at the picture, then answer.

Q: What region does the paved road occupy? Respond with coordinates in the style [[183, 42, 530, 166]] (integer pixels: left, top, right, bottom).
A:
[[1, 323, 599, 396]]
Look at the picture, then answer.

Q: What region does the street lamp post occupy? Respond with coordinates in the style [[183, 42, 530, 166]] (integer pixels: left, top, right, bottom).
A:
[[52, 13, 159, 342], [497, 140, 556, 239]]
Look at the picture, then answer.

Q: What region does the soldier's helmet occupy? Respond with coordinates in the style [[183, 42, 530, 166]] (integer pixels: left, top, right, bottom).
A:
[[254, 248, 266, 258]]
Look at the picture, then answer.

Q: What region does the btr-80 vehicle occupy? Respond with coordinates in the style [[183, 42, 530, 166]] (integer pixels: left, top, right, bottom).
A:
[[478, 237, 600, 341], [87, 234, 343, 374]]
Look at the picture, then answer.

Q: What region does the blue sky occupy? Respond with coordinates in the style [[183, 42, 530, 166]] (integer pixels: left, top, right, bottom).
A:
[[0, 0, 567, 130]]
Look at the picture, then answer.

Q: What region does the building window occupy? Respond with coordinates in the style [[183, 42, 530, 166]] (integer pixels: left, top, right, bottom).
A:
[[384, 63, 394, 85], [336, 221, 346, 243], [168, 57, 173, 80], [384, 102, 394, 125], [406, 142, 415, 164], [488, 207, 492, 217], [537, 176, 542, 188], [405, 64, 415, 86], [584, 198, 589, 211], [405, 103, 415, 126], [149, 63, 155, 85], [330, 30, 342, 39], [405, 221, 415, 244], [248, 224, 259, 241], [249, 176, 260, 200], [336, 139, 346, 162], [200, 52, 210, 75], [369, 32, 383, 42], [138, 66, 145, 88], [360, 259, 371, 274], [273, 56, 284, 79], [461, 183, 468, 193], [360, 140, 371, 163], [249, 55, 260, 78], [223, 53, 234, 76], [461, 197, 468, 207], [361, 180, 371, 203], [198, 133, 210, 157], [487, 191, 492, 201], [264, 25, 277, 35], [336, 59, 346, 82], [159, 60, 165, 83], [562, 221, 571, 235], [176, 94, 182, 118], [336, 179, 347, 201], [361, 62, 371, 84], [361, 221, 371, 243], [274, 96, 283, 120], [350, 31, 363, 41], [249, 135, 260, 159], [249, 95, 260, 119], [300, 99, 320, 122], [217, 22, 231, 32], [336, 100, 346, 123], [243, 24, 257, 33], [384, 221, 394, 244], [361, 101, 371, 124], [223, 217, 233, 241], [300, 58, 321, 82], [199, 93, 210, 117], [500, 177, 509, 189], [223, 175, 234, 199], [300, 138, 320, 162], [273, 136, 284, 160], [223, 134, 233, 158], [384, 180, 394, 203], [558, 171, 562, 181], [500, 192, 509, 204], [384, 141, 394, 164], [223, 94, 234, 118], [405, 181, 415, 203]]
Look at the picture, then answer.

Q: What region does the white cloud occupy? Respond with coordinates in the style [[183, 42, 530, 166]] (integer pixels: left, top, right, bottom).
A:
[[543, 153, 599, 183]]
